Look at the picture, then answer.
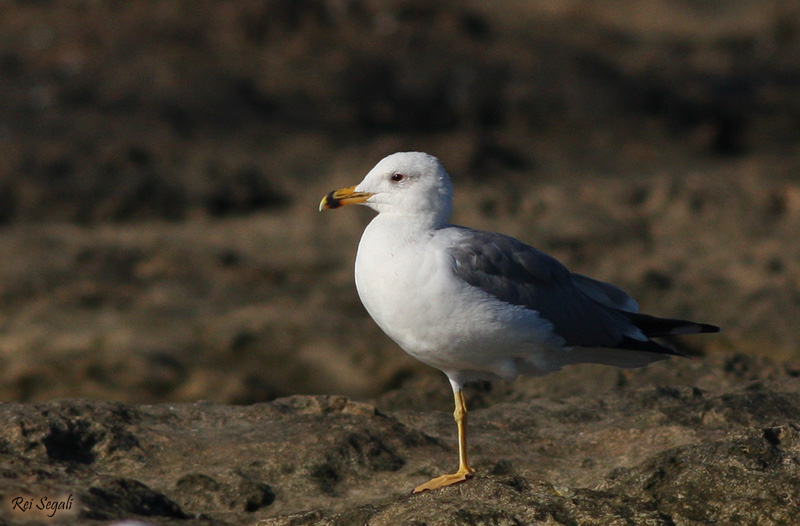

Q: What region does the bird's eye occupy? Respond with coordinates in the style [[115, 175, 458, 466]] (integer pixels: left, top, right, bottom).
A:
[[391, 173, 405, 182]]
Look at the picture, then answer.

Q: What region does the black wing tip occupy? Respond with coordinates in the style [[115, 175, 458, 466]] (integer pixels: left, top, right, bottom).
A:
[[623, 311, 721, 338], [696, 323, 721, 334], [614, 320, 721, 359], [665, 321, 721, 336]]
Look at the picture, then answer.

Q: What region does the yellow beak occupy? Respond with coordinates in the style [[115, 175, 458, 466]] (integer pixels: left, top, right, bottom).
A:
[[319, 185, 373, 211]]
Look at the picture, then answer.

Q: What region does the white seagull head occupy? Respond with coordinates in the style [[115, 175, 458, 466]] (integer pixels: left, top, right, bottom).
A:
[[320, 152, 454, 227]]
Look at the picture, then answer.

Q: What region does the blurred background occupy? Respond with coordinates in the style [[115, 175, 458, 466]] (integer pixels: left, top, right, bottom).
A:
[[0, 0, 799, 404]]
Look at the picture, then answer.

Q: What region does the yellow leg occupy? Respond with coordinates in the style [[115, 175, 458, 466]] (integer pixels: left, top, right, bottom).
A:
[[412, 389, 476, 493]]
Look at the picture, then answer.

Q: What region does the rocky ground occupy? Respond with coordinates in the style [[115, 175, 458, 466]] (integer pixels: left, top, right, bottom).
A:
[[1, 355, 800, 525], [0, 1, 799, 524]]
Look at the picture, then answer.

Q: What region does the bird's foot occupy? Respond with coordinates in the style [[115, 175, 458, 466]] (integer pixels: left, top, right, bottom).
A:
[[412, 467, 476, 493]]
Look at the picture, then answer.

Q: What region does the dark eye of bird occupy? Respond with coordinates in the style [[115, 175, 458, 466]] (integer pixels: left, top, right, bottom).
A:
[[391, 173, 404, 182]]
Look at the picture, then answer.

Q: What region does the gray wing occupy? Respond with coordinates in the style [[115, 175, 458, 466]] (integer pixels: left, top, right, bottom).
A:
[[446, 227, 667, 352], [570, 273, 639, 312]]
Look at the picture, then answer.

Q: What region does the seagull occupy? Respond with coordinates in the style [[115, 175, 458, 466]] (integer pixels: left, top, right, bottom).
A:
[[319, 152, 719, 493]]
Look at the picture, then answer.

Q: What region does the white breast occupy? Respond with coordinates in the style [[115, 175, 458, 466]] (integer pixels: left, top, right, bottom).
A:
[[353, 216, 558, 379], [355, 217, 449, 351]]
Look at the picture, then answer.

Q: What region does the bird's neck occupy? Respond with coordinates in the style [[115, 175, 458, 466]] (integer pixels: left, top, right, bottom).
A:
[[367, 211, 447, 242]]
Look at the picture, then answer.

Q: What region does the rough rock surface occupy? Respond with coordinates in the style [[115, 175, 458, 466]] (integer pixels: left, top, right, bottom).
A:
[[1, 354, 799, 525]]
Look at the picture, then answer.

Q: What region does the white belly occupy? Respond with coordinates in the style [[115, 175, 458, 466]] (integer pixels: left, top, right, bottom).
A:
[[354, 218, 559, 380]]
